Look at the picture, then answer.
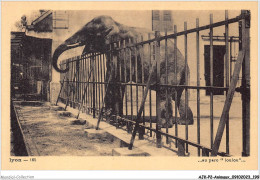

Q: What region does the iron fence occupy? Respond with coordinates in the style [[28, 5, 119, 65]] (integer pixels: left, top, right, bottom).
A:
[[57, 10, 250, 156]]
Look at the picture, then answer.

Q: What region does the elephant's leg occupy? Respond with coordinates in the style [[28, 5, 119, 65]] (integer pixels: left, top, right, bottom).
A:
[[104, 80, 125, 117], [113, 83, 125, 116], [176, 89, 194, 125], [159, 89, 174, 128]]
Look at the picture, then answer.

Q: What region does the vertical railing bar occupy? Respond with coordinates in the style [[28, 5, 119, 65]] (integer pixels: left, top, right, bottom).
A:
[[174, 25, 178, 148], [100, 54, 104, 115], [210, 14, 214, 149], [123, 39, 129, 133], [65, 59, 68, 104], [70, 57, 74, 107], [92, 53, 96, 117], [65, 60, 67, 102], [77, 57, 79, 106], [141, 36, 145, 138], [155, 31, 162, 148], [184, 21, 189, 153], [70, 58, 73, 106], [87, 55, 89, 111], [61, 61, 64, 101], [69, 58, 72, 107], [118, 41, 123, 120], [230, 38, 233, 81], [87, 56, 90, 114], [79, 56, 81, 107], [95, 53, 98, 117], [134, 38, 141, 138], [59, 61, 62, 102], [148, 33, 152, 137], [73, 58, 76, 107], [82, 55, 85, 108], [135, 38, 139, 123], [76, 57, 79, 107], [103, 53, 106, 86], [129, 38, 134, 130], [97, 53, 101, 114], [241, 10, 250, 157], [81, 56, 83, 107], [196, 18, 201, 156], [165, 30, 169, 144], [225, 10, 230, 154]]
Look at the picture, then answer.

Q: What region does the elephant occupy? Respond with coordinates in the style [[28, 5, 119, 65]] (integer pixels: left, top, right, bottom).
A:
[[52, 15, 194, 127]]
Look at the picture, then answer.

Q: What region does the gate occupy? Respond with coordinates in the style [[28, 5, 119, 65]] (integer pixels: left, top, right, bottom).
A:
[[56, 10, 250, 156]]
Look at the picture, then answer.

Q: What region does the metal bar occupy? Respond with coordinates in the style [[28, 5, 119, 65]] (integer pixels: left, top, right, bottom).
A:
[[72, 59, 75, 107], [79, 56, 82, 106], [129, 38, 134, 128], [62, 81, 241, 91], [123, 39, 129, 133], [241, 10, 250, 157], [155, 31, 162, 148], [114, 42, 119, 128], [129, 60, 157, 150], [96, 53, 98, 116], [174, 25, 178, 148], [100, 54, 104, 114], [196, 18, 201, 156], [178, 140, 186, 156], [148, 34, 152, 137], [77, 58, 80, 105], [165, 30, 169, 144], [118, 41, 123, 118], [97, 53, 101, 113], [202, 148, 210, 156], [184, 21, 189, 153], [96, 54, 117, 130], [59, 53, 104, 65], [92, 53, 96, 118], [83, 55, 86, 107], [209, 14, 214, 149], [55, 75, 66, 106], [140, 36, 145, 139], [64, 58, 78, 110], [102, 53, 106, 114], [107, 15, 244, 52], [135, 39, 139, 133], [211, 50, 244, 156], [76, 63, 94, 119], [89, 56, 92, 114], [225, 10, 230, 154]]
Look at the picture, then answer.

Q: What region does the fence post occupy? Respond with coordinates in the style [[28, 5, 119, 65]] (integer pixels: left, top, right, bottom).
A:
[[177, 140, 185, 156], [240, 10, 250, 157], [202, 148, 210, 157], [155, 31, 162, 148], [92, 53, 96, 118]]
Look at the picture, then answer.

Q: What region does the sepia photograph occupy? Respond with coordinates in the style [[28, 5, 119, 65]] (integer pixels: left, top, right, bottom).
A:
[[1, 1, 259, 177]]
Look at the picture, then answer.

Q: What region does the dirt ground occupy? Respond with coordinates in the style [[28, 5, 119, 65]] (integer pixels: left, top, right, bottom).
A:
[[15, 104, 119, 156], [122, 91, 243, 156], [14, 91, 243, 156]]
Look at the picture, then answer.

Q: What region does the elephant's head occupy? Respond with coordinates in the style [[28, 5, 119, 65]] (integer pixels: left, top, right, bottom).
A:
[[52, 15, 120, 73]]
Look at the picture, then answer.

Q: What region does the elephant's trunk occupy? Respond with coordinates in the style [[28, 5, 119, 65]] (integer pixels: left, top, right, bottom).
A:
[[52, 43, 82, 73]]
